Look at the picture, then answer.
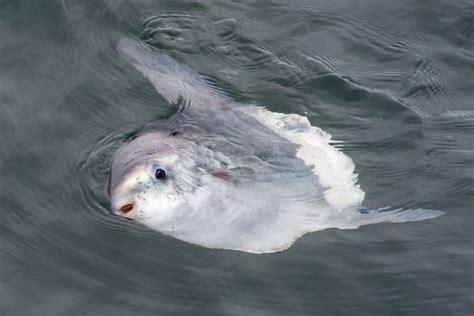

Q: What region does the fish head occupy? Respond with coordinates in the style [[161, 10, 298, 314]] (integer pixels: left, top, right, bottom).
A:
[[108, 132, 199, 224]]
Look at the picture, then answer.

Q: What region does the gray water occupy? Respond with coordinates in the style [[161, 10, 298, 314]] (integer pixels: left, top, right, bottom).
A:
[[0, 0, 473, 314]]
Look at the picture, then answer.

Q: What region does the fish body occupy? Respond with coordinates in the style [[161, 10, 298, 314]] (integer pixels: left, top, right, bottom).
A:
[[108, 39, 443, 253]]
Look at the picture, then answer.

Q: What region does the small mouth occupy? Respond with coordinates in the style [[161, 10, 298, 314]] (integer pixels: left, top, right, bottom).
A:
[[120, 203, 134, 214]]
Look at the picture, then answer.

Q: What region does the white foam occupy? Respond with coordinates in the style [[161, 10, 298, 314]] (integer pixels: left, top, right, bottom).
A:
[[239, 106, 365, 208]]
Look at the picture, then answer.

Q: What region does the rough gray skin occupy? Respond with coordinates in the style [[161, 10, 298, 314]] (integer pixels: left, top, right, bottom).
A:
[[109, 101, 315, 198]]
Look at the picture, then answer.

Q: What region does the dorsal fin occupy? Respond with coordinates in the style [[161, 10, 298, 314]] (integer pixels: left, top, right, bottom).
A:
[[117, 38, 230, 107]]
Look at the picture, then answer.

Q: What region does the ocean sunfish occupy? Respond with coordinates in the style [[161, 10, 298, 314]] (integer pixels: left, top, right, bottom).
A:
[[108, 39, 443, 253]]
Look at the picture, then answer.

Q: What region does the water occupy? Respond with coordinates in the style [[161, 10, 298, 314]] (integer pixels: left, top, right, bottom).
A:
[[0, 0, 472, 314]]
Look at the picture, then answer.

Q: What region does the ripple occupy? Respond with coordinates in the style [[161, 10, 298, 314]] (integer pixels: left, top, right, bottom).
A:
[[75, 130, 156, 239], [441, 110, 474, 120], [136, 12, 310, 109], [140, 13, 206, 54], [2, 0, 472, 312]]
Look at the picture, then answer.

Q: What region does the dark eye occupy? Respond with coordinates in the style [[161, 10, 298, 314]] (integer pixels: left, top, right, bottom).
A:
[[155, 168, 167, 180]]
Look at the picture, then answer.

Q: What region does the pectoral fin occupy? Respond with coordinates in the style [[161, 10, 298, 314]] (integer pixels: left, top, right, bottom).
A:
[[211, 169, 234, 180], [211, 167, 255, 181]]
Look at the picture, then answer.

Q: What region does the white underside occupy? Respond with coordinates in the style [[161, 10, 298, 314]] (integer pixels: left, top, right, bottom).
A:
[[238, 106, 365, 209]]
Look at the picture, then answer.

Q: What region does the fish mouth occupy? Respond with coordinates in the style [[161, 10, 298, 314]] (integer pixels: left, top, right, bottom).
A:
[[120, 203, 134, 214]]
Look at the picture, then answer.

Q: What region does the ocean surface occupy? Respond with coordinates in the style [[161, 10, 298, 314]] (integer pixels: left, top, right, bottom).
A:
[[0, 0, 473, 314]]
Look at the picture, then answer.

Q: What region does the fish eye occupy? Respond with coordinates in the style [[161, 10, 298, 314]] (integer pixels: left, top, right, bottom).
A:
[[155, 168, 167, 180]]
